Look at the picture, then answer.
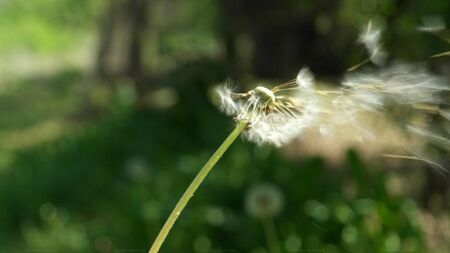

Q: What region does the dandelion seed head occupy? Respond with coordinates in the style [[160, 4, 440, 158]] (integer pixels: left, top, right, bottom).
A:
[[216, 67, 320, 146], [255, 86, 275, 99]]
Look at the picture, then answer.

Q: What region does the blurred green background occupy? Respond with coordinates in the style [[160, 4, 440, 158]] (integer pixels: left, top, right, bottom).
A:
[[0, 0, 449, 252]]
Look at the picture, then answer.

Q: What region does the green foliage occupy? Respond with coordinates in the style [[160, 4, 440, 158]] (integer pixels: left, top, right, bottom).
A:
[[0, 0, 104, 53], [0, 68, 425, 252], [0, 70, 83, 130]]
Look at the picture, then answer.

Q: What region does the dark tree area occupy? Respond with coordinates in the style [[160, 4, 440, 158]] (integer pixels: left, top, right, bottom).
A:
[[219, 0, 351, 79], [96, 0, 356, 96], [96, 0, 150, 101], [95, 0, 445, 89]]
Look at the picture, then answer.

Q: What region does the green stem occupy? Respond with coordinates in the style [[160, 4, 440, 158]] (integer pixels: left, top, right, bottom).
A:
[[148, 121, 248, 253], [262, 217, 282, 253]]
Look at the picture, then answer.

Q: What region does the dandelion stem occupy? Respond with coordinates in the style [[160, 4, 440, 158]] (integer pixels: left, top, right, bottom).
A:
[[262, 217, 282, 253], [148, 120, 248, 253]]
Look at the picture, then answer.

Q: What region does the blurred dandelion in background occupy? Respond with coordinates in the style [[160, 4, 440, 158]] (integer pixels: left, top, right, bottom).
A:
[[245, 183, 284, 218], [245, 183, 284, 253], [125, 156, 151, 182]]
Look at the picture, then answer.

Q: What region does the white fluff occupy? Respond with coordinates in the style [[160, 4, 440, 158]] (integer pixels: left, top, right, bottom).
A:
[[216, 68, 320, 147], [216, 63, 448, 153], [215, 85, 240, 116], [296, 67, 315, 89], [358, 21, 387, 66]]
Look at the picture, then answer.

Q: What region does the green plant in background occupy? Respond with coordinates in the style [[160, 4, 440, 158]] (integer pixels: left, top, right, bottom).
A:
[[0, 0, 103, 53], [0, 94, 428, 252]]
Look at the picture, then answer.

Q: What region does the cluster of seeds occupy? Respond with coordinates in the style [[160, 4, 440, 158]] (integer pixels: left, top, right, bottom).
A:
[[217, 68, 319, 147]]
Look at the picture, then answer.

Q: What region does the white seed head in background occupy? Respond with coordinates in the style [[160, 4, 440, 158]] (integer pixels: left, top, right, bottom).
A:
[[245, 183, 284, 218]]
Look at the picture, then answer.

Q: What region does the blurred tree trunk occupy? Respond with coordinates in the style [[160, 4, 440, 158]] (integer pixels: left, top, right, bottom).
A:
[[219, 0, 349, 79], [126, 0, 149, 86], [96, 2, 118, 80], [96, 0, 150, 101], [218, 1, 239, 77]]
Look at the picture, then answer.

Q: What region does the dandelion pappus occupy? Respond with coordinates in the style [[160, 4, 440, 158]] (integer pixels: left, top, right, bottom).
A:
[[216, 68, 319, 146]]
